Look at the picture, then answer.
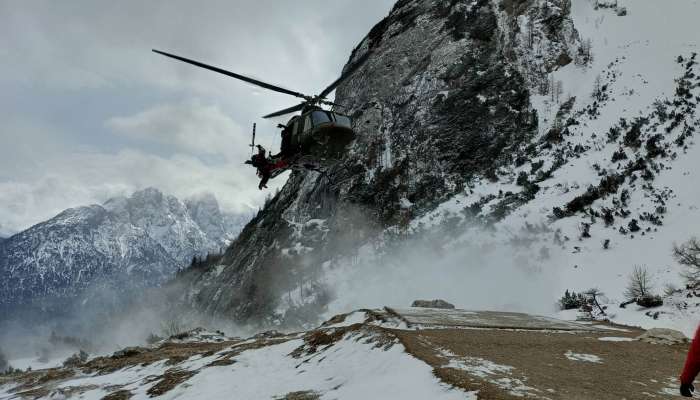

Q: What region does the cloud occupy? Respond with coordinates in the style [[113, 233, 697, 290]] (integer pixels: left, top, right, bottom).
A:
[[107, 100, 249, 159], [0, 148, 287, 236], [0, 1, 394, 95], [0, 117, 75, 180], [0, 0, 394, 234]]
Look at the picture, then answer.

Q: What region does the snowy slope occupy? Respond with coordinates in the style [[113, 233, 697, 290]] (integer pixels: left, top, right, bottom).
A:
[[493, 0, 700, 334], [0, 327, 473, 400], [367, 0, 700, 335], [159, 336, 468, 400], [306, 0, 700, 335]]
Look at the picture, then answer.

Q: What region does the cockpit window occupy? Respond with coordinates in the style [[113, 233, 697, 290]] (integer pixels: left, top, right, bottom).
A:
[[311, 111, 332, 125], [334, 114, 352, 128]]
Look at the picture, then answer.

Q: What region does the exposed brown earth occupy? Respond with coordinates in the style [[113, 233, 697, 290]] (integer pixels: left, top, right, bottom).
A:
[[2, 336, 294, 399], [82, 341, 239, 374], [5, 367, 76, 399], [146, 368, 197, 397], [274, 390, 321, 400], [394, 325, 688, 399], [100, 389, 133, 400]]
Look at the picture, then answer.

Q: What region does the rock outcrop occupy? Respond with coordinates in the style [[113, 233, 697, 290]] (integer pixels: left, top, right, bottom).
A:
[[636, 328, 689, 345], [411, 299, 455, 309], [175, 0, 579, 327]]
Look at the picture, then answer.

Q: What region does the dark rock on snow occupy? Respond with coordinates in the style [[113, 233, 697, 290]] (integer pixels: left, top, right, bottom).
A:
[[411, 299, 456, 309]]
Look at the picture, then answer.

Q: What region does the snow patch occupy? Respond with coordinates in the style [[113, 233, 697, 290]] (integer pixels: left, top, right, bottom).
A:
[[598, 336, 635, 342], [439, 348, 536, 397], [565, 350, 603, 363]]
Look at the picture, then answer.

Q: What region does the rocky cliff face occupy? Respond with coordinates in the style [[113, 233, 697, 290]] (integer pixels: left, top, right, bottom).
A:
[[0, 188, 244, 313], [177, 0, 579, 327]]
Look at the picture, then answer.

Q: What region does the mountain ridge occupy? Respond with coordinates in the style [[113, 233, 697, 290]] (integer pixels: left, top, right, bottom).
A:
[[173, 0, 571, 326], [0, 187, 247, 313], [172, 0, 700, 335]]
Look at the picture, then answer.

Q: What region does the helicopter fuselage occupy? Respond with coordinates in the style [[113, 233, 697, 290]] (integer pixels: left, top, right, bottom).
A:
[[283, 108, 355, 160]]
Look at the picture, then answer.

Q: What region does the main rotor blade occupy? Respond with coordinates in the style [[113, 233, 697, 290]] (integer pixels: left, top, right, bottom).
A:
[[319, 99, 346, 108], [262, 103, 305, 119], [153, 49, 308, 100], [318, 51, 371, 99]]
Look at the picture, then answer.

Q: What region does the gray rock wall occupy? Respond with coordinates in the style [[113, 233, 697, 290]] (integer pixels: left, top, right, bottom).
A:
[[179, 0, 577, 327]]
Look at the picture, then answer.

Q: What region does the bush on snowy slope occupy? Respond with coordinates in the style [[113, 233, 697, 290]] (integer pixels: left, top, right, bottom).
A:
[[62, 350, 89, 368], [636, 295, 664, 309], [673, 237, 700, 287], [593, 0, 627, 16], [160, 317, 191, 339], [558, 288, 608, 320], [583, 288, 608, 316], [146, 333, 164, 345], [594, 0, 618, 9], [623, 266, 653, 300], [558, 289, 587, 310], [622, 266, 663, 308]]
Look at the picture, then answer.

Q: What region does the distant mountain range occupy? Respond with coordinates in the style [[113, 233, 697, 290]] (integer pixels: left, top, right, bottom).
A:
[[0, 188, 248, 312]]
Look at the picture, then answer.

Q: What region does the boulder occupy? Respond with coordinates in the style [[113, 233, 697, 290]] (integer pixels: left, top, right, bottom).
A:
[[556, 52, 573, 67], [636, 328, 689, 345], [111, 347, 147, 359], [411, 299, 455, 309]]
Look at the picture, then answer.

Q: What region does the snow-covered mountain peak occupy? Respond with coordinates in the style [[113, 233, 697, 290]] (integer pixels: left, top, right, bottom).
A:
[[184, 192, 232, 245], [44, 204, 109, 228], [0, 188, 248, 314]]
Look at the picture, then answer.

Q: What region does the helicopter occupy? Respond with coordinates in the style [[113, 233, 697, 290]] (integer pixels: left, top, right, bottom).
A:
[[152, 49, 369, 188]]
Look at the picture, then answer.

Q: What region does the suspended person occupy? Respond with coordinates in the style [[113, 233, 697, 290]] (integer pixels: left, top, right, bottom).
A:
[[245, 145, 271, 190]]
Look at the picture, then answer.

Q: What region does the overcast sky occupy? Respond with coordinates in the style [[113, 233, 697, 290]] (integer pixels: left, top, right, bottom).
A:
[[0, 0, 395, 236]]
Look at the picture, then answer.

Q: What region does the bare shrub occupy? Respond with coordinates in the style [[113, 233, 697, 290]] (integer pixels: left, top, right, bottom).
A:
[[673, 237, 700, 286], [624, 266, 663, 308], [63, 350, 89, 368], [584, 288, 607, 316], [624, 265, 653, 300], [160, 318, 189, 338], [147, 333, 164, 345]]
